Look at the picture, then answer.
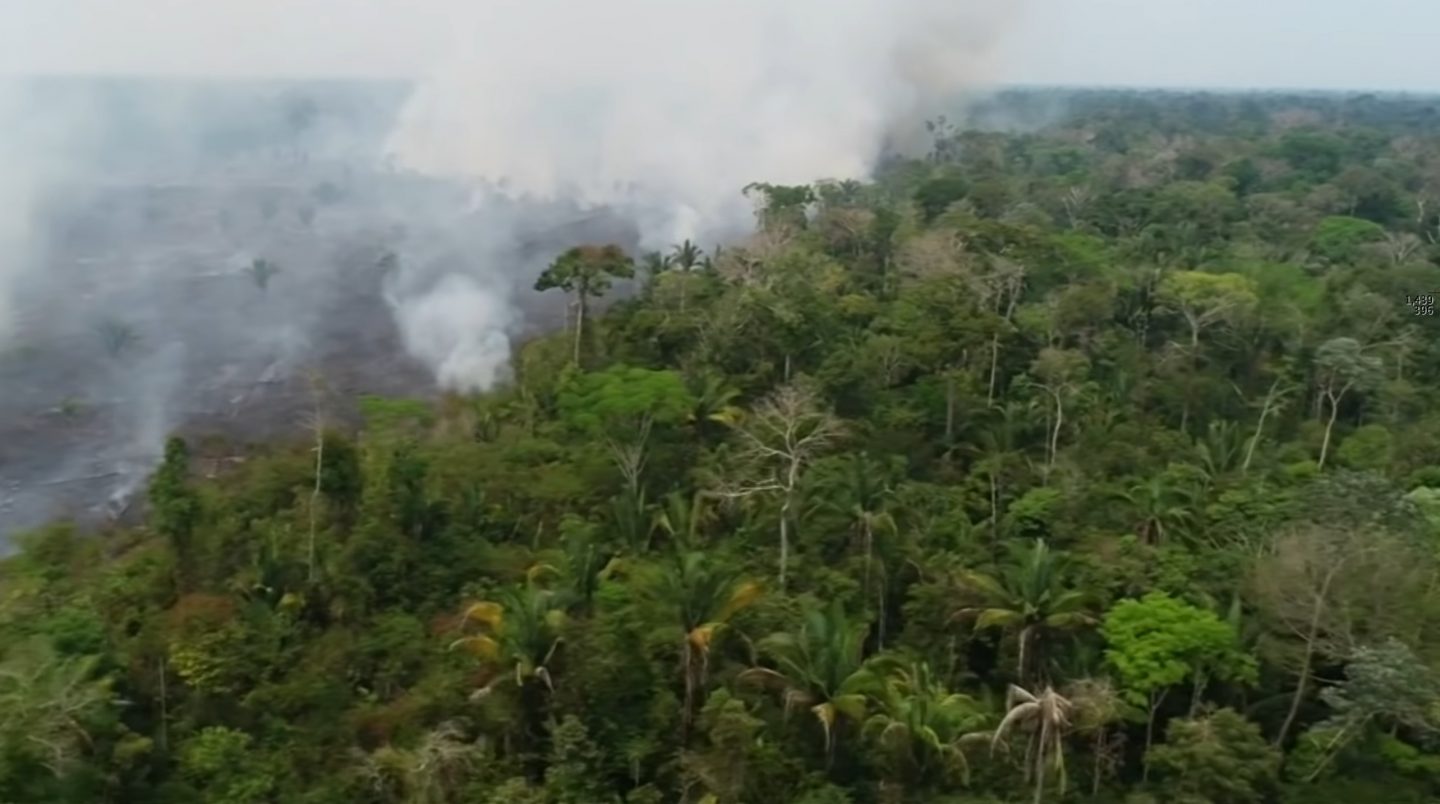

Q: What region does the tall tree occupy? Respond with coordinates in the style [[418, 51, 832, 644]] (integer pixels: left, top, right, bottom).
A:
[[1025, 348, 1091, 479], [740, 601, 873, 765], [861, 661, 987, 795], [1249, 521, 1429, 748], [639, 551, 762, 743], [716, 383, 843, 588], [450, 580, 569, 761], [534, 244, 635, 365], [1157, 272, 1260, 344], [1101, 591, 1256, 775], [992, 683, 1075, 804], [150, 437, 201, 574], [1312, 337, 1383, 470], [955, 539, 1095, 684]]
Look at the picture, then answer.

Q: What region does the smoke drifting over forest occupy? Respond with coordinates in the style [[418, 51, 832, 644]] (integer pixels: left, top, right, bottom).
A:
[[0, 2, 1024, 536], [385, 0, 1022, 395]]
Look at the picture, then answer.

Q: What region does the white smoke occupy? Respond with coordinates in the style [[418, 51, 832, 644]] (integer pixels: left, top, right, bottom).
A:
[[390, 273, 515, 393], [0, 84, 42, 347], [383, 0, 1023, 391]]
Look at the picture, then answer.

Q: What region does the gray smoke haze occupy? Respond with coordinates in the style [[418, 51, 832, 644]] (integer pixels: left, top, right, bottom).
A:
[[382, 0, 1022, 387], [0, 2, 1025, 535], [390, 0, 1017, 240]]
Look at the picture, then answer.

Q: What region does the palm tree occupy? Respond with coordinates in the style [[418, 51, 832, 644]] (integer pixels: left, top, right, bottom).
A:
[[687, 373, 745, 438], [1195, 419, 1245, 480], [968, 401, 1036, 558], [246, 258, 281, 292], [653, 490, 711, 551], [739, 601, 873, 765], [862, 661, 989, 792], [671, 239, 704, 271], [640, 251, 673, 286], [534, 244, 635, 365], [992, 683, 1075, 804], [95, 320, 139, 360], [816, 452, 897, 600], [451, 581, 567, 693], [1115, 475, 1196, 545], [644, 551, 762, 742], [449, 580, 568, 756], [954, 539, 1095, 683]]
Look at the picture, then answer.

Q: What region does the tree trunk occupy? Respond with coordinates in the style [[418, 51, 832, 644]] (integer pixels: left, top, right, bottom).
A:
[[990, 473, 1001, 562], [1017, 625, 1032, 683], [1276, 590, 1329, 748], [158, 658, 169, 753], [779, 454, 803, 590], [877, 579, 887, 651], [1048, 392, 1063, 478], [862, 520, 873, 596], [1142, 689, 1167, 782], [1092, 730, 1104, 796], [574, 294, 587, 366], [779, 497, 791, 590], [309, 427, 323, 583], [987, 334, 1001, 405], [1190, 668, 1208, 716], [1243, 381, 1281, 474], [1318, 391, 1340, 470], [944, 371, 956, 442], [682, 640, 697, 744]]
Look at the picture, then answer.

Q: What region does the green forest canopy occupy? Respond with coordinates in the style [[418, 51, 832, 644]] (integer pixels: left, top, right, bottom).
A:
[[7, 88, 1440, 803]]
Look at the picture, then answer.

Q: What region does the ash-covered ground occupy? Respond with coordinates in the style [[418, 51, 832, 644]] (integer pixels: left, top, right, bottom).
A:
[[0, 79, 637, 539]]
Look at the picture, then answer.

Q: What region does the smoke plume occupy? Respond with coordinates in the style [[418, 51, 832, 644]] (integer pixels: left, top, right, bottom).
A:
[[0, 2, 1023, 535], [381, 0, 1022, 390]]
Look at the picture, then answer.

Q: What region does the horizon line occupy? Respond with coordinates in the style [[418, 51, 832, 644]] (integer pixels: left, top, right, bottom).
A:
[[3, 72, 1439, 98]]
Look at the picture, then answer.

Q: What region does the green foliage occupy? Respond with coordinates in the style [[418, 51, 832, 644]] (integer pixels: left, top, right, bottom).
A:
[[1335, 424, 1394, 472], [742, 600, 871, 756], [1147, 709, 1280, 804], [1102, 592, 1256, 707], [744, 182, 817, 231], [860, 662, 988, 791], [12, 89, 1440, 802], [914, 176, 970, 222], [557, 366, 694, 435], [956, 539, 1094, 682], [1156, 271, 1258, 346], [178, 728, 279, 804], [0, 639, 117, 801], [545, 716, 611, 804], [1310, 216, 1385, 262], [359, 395, 436, 433], [535, 244, 635, 298], [149, 437, 200, 560]]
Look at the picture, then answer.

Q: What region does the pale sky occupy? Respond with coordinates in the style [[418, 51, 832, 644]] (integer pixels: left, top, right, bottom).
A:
[[1, 0, 1436, 91]]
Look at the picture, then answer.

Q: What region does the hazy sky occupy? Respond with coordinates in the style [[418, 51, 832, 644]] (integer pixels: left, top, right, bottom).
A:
[[1, 0, 1435, 91]]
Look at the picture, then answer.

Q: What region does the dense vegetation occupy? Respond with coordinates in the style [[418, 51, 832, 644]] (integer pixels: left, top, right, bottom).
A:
[[8, 89, 1440, 803]]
